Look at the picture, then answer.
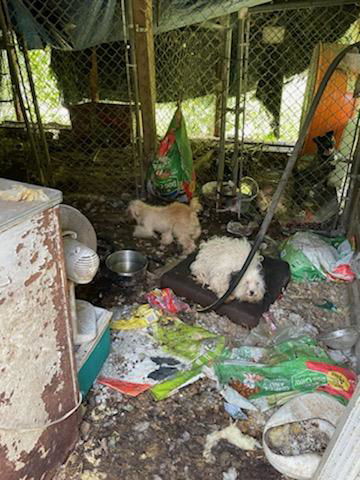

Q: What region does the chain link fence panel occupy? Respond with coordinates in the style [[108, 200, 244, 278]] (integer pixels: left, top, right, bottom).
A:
[[0, 0, 359, 225], [238, 4, 360, 224], [0, 0, 138, 201]]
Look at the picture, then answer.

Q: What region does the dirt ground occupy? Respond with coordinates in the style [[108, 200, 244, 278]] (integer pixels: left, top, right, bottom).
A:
[[54, 194, 353, 480]]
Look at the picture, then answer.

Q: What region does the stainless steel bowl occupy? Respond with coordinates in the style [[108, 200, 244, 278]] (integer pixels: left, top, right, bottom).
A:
[[319, 327, 359, 350], [105, 250, 148, 284]]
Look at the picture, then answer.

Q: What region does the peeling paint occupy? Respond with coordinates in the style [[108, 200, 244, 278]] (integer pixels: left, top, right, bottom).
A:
[[24, 271, 42, 287], [16, 244, 24, 254], [30, 252, 39, 264]]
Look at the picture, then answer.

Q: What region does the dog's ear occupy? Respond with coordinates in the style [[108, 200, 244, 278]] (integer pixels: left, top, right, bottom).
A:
[[130, 200, 145, 219], [325, 130, 335, 138], [127, 201, 138, 218]]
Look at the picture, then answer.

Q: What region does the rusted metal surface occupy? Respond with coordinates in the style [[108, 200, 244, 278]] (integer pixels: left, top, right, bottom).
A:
[[0, 206, 79, 480]]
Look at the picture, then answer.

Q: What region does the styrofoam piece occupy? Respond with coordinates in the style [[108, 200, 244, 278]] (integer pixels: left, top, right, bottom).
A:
[[75, 300, 98, 344], [263, 393, 345, 480]]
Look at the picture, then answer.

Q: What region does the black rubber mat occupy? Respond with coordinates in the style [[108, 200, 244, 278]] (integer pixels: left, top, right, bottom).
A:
[[160, 253, 290, 328]]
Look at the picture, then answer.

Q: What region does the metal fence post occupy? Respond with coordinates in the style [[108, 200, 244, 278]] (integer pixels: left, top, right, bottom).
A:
[[313, 382, 360, 480]]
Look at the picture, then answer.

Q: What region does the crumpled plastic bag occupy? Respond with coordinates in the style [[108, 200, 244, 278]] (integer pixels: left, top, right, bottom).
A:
[[280, 232, 355, 282], [0, 185, 49, 202], [146, 288, 190, 314]]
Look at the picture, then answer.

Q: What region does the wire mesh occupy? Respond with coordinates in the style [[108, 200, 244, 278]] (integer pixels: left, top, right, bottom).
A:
[[185, 2, 360, 224], [0, 0, 359, 225], [0, 0, 138, 199], [237, 4, 360, 224]]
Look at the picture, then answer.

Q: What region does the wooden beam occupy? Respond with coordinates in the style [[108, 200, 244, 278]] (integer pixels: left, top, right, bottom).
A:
[[215, 15, 232, 203], [90, 47, 100, 102], [132, 0, 157, 168]]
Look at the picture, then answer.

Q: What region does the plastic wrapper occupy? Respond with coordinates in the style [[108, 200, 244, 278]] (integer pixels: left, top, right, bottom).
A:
[[110, 304, 160, 330], [97, 377, 151, 397], [152, 316, 222, 361], [146, 288, 190, 315]]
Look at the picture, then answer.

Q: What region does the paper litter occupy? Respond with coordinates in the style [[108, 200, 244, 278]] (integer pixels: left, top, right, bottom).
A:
[[100, 329, 187, 386]]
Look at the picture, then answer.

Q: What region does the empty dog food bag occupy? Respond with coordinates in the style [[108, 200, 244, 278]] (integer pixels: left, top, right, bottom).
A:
[[215, 336, 357, 410], [147, 106, 195, 201]]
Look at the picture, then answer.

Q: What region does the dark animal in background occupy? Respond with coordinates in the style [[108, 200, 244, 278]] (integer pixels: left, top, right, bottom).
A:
[[312, 130, 339, 186], [314, 130, 349, 191], [313, 130, 336, 161], [294, 130, 339, 211]]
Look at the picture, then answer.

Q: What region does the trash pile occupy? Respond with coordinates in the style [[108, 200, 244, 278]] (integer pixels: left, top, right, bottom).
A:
[[57, 195, 360, 480], [98, 289, 225, 400], [93, 279, 357, 480]]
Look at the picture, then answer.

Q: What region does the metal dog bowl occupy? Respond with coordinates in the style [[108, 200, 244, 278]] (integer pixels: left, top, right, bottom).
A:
[[319, 327, 359, 350], [105, 250, 148, 286]]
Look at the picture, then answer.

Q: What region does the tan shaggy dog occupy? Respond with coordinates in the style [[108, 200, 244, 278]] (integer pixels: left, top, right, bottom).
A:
[[128, 197, 202, 254]]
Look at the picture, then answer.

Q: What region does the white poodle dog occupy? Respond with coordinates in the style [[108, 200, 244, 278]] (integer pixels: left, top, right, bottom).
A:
[[190, 236, 265, 303], [128, 197, 202, 254]]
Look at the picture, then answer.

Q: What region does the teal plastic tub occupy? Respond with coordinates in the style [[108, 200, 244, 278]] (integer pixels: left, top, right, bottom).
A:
[[77, 325, 111, 397]]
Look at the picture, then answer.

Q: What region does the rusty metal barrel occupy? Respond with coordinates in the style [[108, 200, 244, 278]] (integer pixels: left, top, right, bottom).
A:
[[0, 179, 79, 480]]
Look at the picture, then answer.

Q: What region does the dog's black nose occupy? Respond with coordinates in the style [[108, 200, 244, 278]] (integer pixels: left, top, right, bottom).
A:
[[249, 290, 254, 296]]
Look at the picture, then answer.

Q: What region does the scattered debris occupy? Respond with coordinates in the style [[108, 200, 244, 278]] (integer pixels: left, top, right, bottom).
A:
[[110, 304, 160, 330], [53, 198, 357, 479], [314, 299, 337, 312], [227, 220, 258, 237], [224, 402, 248, 420], [265, 419, 330, 456], [203, 423, 261, 463], [223, 466, 238, 480]]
